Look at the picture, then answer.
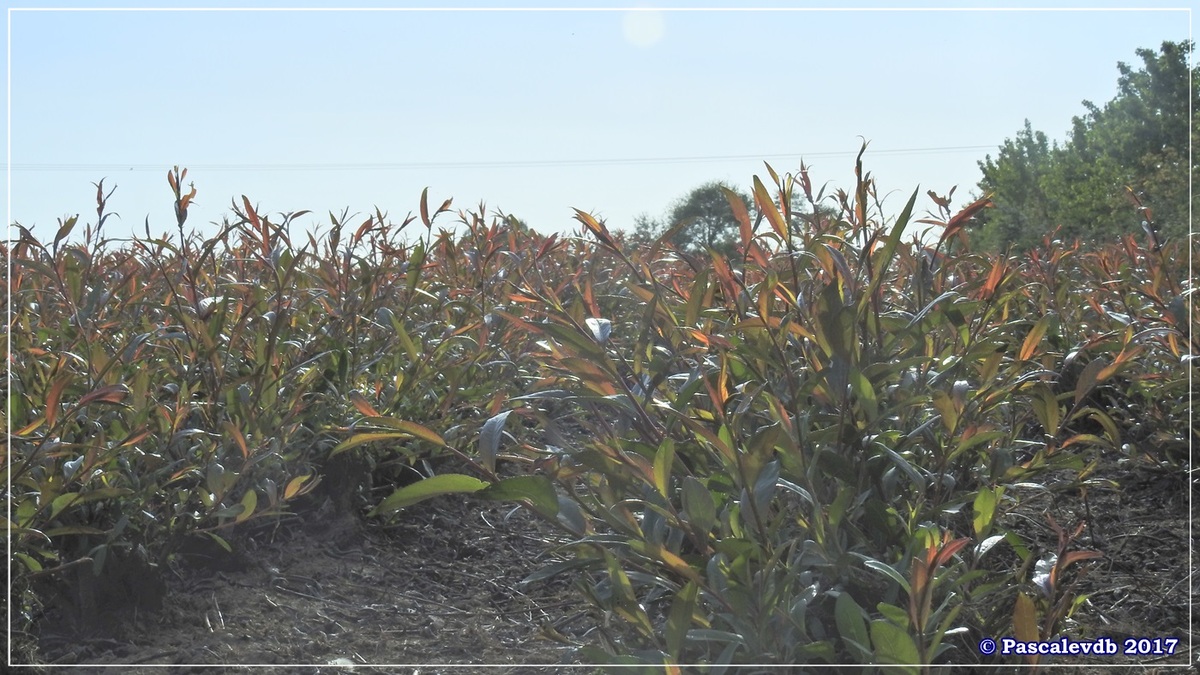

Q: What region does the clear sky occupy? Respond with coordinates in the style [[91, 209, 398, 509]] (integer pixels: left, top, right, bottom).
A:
[[5, 2, 1191, 244]]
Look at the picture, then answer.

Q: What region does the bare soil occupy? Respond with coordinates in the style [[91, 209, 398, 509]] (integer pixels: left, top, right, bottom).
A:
[[1020, 454, 1198, 673], [11, 452, 1197, 674], [22, 494, 600, 674]]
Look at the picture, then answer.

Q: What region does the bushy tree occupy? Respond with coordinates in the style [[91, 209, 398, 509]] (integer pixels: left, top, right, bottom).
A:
[[973, 40, 1197, 251], [631, 180, 751, 257]]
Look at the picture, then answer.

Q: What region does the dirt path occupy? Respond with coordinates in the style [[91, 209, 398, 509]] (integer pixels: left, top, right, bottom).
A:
[[18, 456, 1197, 673], [30, 496, 599, 674]]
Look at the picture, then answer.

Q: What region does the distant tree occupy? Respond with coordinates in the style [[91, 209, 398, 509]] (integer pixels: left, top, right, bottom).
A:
[[632, 181, 751, 258], [973, 40, 1197, 251], [970, 121, 1057, 251]]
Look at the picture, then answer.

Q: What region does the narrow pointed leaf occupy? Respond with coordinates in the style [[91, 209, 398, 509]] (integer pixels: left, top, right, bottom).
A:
[[356, 419, 447, 446], [478, 410, 512, 474], [1073, 358, 1109, 406], [860, 188, 919, 318], [666, 581, 699, 660], [752, 175, 788, 240], [1019, 315, 1053, 362], [330, 431, 413, 457], [235, 490, 257, 523], [479, 475, 558, 517], [349, 391, 381, 417], [370, 474, 488, 515], [283, 474, 313, 500]]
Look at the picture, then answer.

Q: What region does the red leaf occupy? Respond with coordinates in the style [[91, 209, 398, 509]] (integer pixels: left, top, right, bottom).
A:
[[573, 209, 618, 251], [721, 186, 753, 251], [934, 536, 972, 569], [353, 217, 374, 244], [982, 258, 1007, 299], [241, 196, 267, 256], [349, 391, 381, 417], [419, 187, 431, 227], [46, 373, 72, 428], [77, 383, 129, 407], [224, 421, 250, 460], [939, 194, 992, 247], [927, 189, 951, 210]]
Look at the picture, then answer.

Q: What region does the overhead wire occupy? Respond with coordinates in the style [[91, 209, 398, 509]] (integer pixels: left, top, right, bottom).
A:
[[3, 145, 994, 172]]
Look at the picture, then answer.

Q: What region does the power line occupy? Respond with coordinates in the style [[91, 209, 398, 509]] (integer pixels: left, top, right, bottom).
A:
[[3, 145, 994, 173]]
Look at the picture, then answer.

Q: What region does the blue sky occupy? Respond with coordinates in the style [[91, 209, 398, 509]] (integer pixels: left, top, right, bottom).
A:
[[5, 2, 1191, 244]]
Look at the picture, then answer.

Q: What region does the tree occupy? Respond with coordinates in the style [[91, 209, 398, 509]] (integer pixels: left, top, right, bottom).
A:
[[971, 121, 1058, 250], [632, 181, 751, 258], [973, 40, 1197, 251]]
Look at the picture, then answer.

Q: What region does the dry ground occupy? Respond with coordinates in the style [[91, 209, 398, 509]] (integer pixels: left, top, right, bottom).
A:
[[11, 450, 1198, 674]]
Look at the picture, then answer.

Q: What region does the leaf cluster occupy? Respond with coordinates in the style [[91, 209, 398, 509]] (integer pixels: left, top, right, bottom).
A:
[[974, 40, 1197, 252]]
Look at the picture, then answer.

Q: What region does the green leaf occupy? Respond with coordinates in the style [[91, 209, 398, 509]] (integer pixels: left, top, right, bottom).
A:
[[684, 270, 710, 327], [520, 557, 599, 586], [14, 552, 42, 573], [859, 187, 919, 321], [43, 525, 107, 537], [752, 175, 788, 240], [283, 474, 313, 500], [1030, 385, 1061, 436], [605, 551, 654, 636], [235, 489, 258, 524], [681, 476, 716, 537], [1019, 314, 1054, 361], [205, 461, 236, 496], [538, 320, 611, 363], [205, 531, 232, 553], [406, 241, 426, 295], [954, 430, 1006, 457], [628, 539, 702, 585], [835, 592, 872, 664], [870, 619, 920, 673], [877, 602, 911, 630], [479, 475, 558, 518], [393, 321, 421, 363], [1076, 407, 1120, 445], [53, 214, 78, 248], [751, 459, 780, 514], [212, 504, 245, 520], [880, 445, 925, 496], [862, 557, 912, 594], [333, 420, 448, 457], [50, 493, 79, 520], [972, 486, 1001, 537], [50, 488, 135, 520], [652, 437, 675, 499], [666, 581, 699, 660], [358, 418, 448, 446], [330, 431, 412, 456], [369, 474, 488, 515], [849, 368, 879, 421], [904, 290, 960, 330]]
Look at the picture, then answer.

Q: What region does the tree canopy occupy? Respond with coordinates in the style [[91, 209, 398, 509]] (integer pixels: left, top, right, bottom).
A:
[[631, 180, 750, 257], [972, 40, 1196, 251]]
